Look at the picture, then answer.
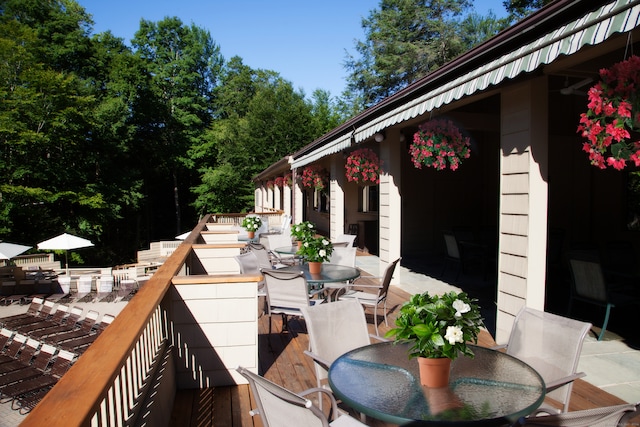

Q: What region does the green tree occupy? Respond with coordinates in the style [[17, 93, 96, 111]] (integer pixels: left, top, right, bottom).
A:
[[503, 0, 552, 22], [194, 58, 328, 214], [459, 11, 509, 49], [344, 0, 472, 107], [132, 17, 223, 235]]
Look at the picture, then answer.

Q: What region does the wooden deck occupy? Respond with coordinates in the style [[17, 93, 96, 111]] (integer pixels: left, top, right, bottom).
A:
[[169, 282, 640, 426]]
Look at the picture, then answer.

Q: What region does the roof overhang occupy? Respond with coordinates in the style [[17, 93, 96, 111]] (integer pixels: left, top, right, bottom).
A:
[[290, 0, 640, 169]]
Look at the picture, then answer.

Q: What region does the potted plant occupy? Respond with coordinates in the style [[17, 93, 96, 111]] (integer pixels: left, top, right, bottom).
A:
[[409, 118, 471, 171], [296, 235, 333, 274], [241, 216, 262, 239], [345, 148, 382, 184], [577, 55, 640, 170], [290, 221, 316, 247], [385, 291, 483, 387]]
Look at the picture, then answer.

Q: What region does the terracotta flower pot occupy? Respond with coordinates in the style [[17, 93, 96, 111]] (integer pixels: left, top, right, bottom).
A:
[[417, 357, 451, 388], [308, 261, 322, 274], [297, 241, 302, 249], [247, 231, 255, 239]]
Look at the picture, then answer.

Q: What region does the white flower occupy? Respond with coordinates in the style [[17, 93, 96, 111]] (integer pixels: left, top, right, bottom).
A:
[[452, 299, 471, 318], [322, 239, 329, 246], [295, 226, 301, 232], [444, 326, 464, 345], [304, 242, 309, 247], [319, 249, 326, 258], [308, 223, 314, 229]]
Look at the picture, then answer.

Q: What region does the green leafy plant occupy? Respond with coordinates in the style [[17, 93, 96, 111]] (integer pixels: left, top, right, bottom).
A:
[[241, 216, 262, 232], [386, 291, 483, 360], [296, 235, 333, 263], [290, 221, 316, 241]]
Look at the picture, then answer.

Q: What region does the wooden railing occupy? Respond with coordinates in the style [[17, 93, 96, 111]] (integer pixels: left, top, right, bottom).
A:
[[20, 216, 211, 426], [212, 210, 283, 228]]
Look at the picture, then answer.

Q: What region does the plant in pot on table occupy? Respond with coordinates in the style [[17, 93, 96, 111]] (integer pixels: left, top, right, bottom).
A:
[[296, 235, 333, 274], [386, 291, 483, 388], [290, 221, 316, 248], [241, 216, 262, 239]]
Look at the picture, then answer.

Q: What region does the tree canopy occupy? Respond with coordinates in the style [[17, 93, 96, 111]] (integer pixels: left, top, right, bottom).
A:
[[0, 0, 519, 266]]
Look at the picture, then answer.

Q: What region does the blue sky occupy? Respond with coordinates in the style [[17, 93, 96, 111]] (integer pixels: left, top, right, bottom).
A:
[[77, 0, 507, 97]]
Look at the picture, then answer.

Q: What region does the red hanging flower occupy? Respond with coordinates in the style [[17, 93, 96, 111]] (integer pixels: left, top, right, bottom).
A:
[[274, 176, 284, 187], [300, 165, 328, 191], [345, 148, 382, 184], [577, 55, 640, 170], [410, 119, 471, 171], [284, 173, 292, 187], [266, 180, 274, 190]]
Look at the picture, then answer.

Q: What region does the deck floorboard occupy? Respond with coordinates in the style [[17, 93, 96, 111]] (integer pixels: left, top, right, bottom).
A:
[[170, 279, 640, 426]]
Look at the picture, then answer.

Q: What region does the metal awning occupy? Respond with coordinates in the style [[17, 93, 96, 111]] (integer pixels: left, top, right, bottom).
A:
[[292, 0, 640, 169], [290, 133, 352, 169]]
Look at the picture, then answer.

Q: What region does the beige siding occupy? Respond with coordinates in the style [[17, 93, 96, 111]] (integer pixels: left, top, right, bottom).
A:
[[496, 77, 548, 342], [170, 279, 258, 387], [330, 159, 346, 238]]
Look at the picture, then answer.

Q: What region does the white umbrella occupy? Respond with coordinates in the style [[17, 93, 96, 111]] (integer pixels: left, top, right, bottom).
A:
[[37, 232, 94, 274], [0, 242, 31, 260]]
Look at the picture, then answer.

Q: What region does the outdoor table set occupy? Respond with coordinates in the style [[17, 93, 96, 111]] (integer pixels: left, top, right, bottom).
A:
[[278, 263, 360, 299], [329, 341, 546, 426]]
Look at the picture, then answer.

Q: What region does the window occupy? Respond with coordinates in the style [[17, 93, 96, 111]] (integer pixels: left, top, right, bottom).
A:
[[313, 189, 329, 213], [359, 185, 379, 213]]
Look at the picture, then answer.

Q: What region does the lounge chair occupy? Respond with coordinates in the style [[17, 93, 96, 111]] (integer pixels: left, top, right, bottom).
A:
[[48, 276, 71, 303], [0, 339, 55, 388], [0, 334, 41, 375], [0, 297, 44, 327], [4, 280, 36, 305], [0, 298, 52, 329], [14, 303, 69, 335], [113, 279, 137, 303], [94, 276, 114, 302], [74, 275, 93, 302], [1, 348, 75, 404], [58, 314, 114, 353], [0, 329, 29, 365], [29, 306, 82, 340], [12, 300, 58, 334], [44, 309, 100, 345]]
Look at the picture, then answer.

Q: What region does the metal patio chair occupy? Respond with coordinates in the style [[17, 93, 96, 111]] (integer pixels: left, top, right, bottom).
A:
[[495, 306, 591, 413], [236, 366, 367, 427]]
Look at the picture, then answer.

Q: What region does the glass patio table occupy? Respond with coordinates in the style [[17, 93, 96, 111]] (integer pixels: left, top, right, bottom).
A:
[[278, 263, 360, 284], [329, 341, 545, 426]]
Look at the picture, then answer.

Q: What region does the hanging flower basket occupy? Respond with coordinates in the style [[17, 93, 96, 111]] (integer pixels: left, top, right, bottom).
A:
[[300, 165, 328, 192], [577, 55, 640, 170], [284, 173, 292, 187], [345, 148, 382, 184], [274, 176, 284, 187], [266, 180, 274, 190], [409, 119, 471, 171]]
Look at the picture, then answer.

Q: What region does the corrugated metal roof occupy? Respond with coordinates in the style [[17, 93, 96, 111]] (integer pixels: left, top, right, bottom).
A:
[[291, 0, 640, 169]]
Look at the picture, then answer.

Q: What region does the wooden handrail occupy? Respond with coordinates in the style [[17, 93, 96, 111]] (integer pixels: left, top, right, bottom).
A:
[[21, 215, 213, 426]]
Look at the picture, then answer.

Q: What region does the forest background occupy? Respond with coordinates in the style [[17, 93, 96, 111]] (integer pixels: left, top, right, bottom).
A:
[[0, 0, 544, 267]]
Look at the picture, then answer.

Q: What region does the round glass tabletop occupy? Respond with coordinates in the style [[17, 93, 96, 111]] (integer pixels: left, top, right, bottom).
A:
[[328, 341, 545, 426]]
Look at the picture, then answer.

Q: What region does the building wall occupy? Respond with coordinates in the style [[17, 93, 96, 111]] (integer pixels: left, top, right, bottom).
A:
[[379, 130, 403, 266], [495, 77, 548, 343], [330, 156, 346, 238]]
